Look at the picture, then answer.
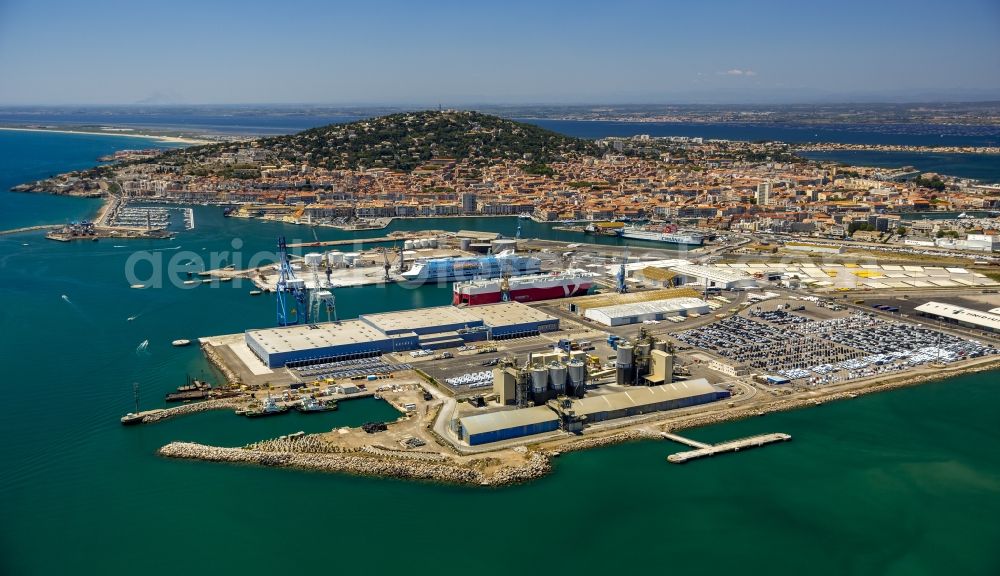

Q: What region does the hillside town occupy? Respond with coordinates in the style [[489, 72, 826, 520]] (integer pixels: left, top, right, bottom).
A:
[[11, 114, 1000, 252]]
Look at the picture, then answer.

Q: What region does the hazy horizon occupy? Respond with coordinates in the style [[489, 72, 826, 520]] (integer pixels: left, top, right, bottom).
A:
[[1, 0, 998, 106]]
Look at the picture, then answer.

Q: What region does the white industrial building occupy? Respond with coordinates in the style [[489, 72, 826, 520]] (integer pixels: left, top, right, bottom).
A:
[[914, 302, 1000, 333], [584, 297, 711, 326], [668, 264, 759, 290]]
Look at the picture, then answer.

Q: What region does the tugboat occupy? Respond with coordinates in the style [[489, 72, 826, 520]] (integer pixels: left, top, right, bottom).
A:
[[295, 397, 338, 413], [240, 396, 288, 418]]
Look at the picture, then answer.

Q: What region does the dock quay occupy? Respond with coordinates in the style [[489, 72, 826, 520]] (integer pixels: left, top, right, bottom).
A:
[[664, 432, 791, 463], [287, 235, 407, 248]]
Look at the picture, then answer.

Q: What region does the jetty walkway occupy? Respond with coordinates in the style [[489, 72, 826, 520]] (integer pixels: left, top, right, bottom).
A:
[[663, 432, 791, 463]]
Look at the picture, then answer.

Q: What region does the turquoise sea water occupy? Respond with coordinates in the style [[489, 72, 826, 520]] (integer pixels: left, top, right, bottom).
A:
[[1, 130, 1000, 575]]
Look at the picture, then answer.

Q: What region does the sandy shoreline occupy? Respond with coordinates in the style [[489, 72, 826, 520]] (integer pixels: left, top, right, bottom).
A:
[[0, 126, 217, 145]]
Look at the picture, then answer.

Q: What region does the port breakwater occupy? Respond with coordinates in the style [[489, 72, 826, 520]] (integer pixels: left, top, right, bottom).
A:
[[158, 438, 551, 486]]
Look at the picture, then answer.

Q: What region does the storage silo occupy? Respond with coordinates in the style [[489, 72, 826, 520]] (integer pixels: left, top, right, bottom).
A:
[[530, 367, 548, 393], [429, 237, 439, 248], [653, 340, 667, 353], [460, 238, 472, 251], [492, 239, 517, 253], [304, 252, 324, 267], [403, 239, 414, 250], [567, 360, 586, 397], [327, 251, 344, 267], [531, 366, 549, 404], [635, 342, 652, 382], [343, 252, 361, 266], [616, 343, 635, 386], [548, 363, 567, 394]]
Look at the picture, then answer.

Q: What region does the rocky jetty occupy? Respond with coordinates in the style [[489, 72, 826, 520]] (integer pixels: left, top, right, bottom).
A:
[[160, 433, 552, 486], [141, 397, 248, 423]]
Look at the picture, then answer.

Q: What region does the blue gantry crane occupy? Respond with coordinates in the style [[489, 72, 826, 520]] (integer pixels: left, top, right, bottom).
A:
[[275, 236, 309, 326]]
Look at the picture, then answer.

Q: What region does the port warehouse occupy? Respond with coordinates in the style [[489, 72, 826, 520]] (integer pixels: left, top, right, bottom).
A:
[[459, 378, 729, 445], [914, 301, 1000, 334], [584, 296, 712, 327], [245, 301, 560, 368]]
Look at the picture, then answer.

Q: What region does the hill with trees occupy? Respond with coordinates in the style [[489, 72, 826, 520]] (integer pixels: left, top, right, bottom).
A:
[[153, 110, 602, 172]]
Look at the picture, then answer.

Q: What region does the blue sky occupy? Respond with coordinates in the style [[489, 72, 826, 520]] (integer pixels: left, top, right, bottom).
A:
[[0, 0, 997, 105]]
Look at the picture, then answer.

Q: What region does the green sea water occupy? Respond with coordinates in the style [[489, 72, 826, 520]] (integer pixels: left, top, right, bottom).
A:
[[1, 131, 999, 575]]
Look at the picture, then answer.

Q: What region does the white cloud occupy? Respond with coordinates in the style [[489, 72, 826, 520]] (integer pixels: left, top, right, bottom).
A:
[[720, 69, 757, 77]]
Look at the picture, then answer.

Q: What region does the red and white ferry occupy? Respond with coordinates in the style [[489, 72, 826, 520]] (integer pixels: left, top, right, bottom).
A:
[[453, 269, 595, 306]]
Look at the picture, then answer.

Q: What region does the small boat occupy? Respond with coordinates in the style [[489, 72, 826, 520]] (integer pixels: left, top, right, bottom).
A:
[[249, 290, 262, 296], [220, 277, 232, 282], [183, 280, 199, 286], [295, 397, 337, 413], [130, 284, 145, 289], [172, 339, 191, 347], [241, 397, 288, 418]]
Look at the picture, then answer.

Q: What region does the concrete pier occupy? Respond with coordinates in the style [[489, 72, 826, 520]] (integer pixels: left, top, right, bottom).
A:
[[664, 432, 791, 463]]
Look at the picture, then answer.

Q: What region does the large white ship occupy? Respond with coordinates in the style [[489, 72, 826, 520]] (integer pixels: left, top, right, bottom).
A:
[[620, 225, 704, 246], [402, 250, 541, 283], [453, 269, 595, 305]]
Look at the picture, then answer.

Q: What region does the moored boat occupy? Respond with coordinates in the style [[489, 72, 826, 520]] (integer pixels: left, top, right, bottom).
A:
[[240, 396, 288, 418], [401, 250, 541, 283], [295, 397, 337, 413], [453, 269, 595, 305], [620, 225, 704, 246]]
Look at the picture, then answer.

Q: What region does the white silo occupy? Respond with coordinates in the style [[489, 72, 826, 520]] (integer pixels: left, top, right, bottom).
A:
[[567, 360, 586, 395], [304, 252, 324, 267], [530, 367, 548, 394], [548, 363, 567, 393]]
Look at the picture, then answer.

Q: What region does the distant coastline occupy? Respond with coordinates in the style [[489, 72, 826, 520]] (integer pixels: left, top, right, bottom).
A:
[[0, 125, 220, 146]]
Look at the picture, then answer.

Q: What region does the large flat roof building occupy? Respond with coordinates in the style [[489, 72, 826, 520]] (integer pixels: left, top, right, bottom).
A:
[[914, 301, 1000, 333], [669, 264, 758, 290], [246, 301, 560, 368], [459, 405, 560, 445], [567, 378, 729, 423], [584, 297, 711, 326]]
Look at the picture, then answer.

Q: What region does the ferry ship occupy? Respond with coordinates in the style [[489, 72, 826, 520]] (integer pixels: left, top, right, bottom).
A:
[[401, 250, 541, 283], [453, 269, 595, 305], [620, 225, 704, 246]]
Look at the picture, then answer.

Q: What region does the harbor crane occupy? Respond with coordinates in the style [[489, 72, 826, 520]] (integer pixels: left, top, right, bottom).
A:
[[307, 256, 337, 324], [616, 246, 629, 294], [275, 236, 309, 326], [380, 247, 392, 283], [396, 243, 406, 273]]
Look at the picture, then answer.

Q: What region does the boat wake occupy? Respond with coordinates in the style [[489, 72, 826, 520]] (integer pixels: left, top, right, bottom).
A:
[[61, 294, 72, 304], [135, 339, 150, 356]]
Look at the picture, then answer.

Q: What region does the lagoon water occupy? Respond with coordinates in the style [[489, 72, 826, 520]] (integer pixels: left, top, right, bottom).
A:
[[1, 130, 1000, 575]]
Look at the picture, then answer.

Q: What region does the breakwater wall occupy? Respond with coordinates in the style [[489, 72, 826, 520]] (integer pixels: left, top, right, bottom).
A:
[[142, 397, 248, 424], [160, 435, 550, 486]]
